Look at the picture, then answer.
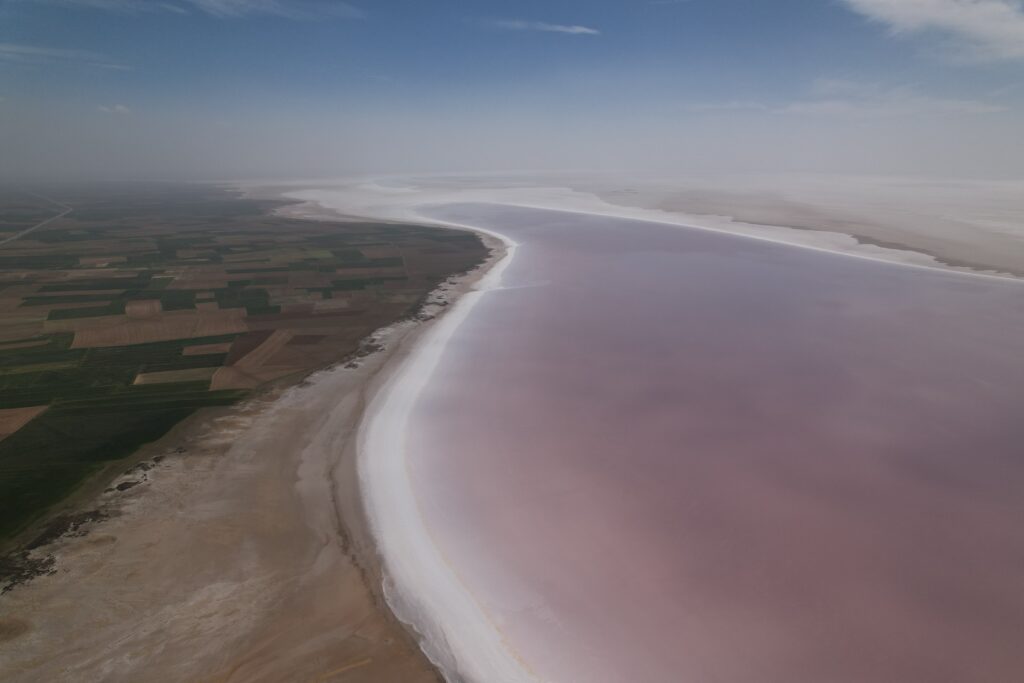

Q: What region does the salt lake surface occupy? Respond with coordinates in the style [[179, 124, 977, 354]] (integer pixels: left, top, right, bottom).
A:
[[370, 204, 1024, 682]]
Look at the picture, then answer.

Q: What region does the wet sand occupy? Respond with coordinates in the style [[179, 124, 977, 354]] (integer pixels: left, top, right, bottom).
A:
[[0, 229, 505, 682]]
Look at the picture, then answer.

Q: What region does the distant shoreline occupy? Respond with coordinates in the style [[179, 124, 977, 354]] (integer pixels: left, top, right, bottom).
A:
[[278, 174, 1024, 283]]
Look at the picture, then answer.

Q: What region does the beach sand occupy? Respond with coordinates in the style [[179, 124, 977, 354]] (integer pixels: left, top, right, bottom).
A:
[[0, 214, 505, 682]]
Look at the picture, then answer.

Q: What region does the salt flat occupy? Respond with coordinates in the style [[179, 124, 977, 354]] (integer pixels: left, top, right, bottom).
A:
[[301, 181, 1024, 682]]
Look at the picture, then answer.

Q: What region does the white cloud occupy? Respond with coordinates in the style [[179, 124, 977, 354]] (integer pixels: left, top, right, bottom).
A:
[[21, 0, 363, 19], [780, 94, 1004, 115], [686, 80, 1007, 117], [0, 42, 129, 70], [797, 78, 1006, 114], [185, 0, 362, 19], [40, 0, 189, 13], [682, 101, 771, 112], [842, 0, 1024, 61], [987, 80, 1023, 96], [98, 104, 132, 114], [489, 19, 601, 36]]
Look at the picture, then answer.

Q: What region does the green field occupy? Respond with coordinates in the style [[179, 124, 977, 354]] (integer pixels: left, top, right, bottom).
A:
[[0, 183, 488, 547]]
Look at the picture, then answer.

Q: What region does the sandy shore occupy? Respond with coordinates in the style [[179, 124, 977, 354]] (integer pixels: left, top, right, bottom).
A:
[[0, 207, 505, 682]]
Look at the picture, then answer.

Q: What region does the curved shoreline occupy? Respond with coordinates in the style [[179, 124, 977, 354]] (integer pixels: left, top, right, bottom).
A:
[[356, 227, 533, 682], [289, 184, 1024, 682], [276, 188, 533, 681], [362, 199, 1024, 683], [286, 185, 533, 680]]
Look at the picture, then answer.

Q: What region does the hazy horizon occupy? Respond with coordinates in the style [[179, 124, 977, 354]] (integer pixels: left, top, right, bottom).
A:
[[3, 5, 1024, 681], [3, 0, 1024, 182]]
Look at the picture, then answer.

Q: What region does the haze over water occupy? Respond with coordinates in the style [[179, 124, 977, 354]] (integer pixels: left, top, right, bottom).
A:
[[400, 205, 1024, 682]]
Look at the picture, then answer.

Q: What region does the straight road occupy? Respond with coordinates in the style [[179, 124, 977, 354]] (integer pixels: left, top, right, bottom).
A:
[[0, 191, 73, 247]]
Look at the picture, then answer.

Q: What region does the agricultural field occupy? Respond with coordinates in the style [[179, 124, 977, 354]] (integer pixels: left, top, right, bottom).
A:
[[0, 183, 488, 543]]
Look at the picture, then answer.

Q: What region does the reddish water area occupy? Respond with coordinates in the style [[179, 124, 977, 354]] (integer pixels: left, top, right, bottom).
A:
[[408, 205, 1024, 683]]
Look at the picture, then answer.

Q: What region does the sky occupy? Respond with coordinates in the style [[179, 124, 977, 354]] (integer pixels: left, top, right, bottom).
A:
[[2, 0, 1023, 180]]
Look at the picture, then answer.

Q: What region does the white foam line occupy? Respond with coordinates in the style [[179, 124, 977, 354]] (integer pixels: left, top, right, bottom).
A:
[[286, 182, 1023, 286], [418, 200, 1024, 287], [358, 226, 544, 683]]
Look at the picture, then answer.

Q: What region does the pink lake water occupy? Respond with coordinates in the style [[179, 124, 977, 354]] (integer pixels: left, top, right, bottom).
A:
[[400, 204, 1024, 682]]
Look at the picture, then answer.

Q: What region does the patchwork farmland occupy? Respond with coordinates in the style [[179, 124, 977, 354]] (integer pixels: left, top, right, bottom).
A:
[[0, 184, 488, 542]]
